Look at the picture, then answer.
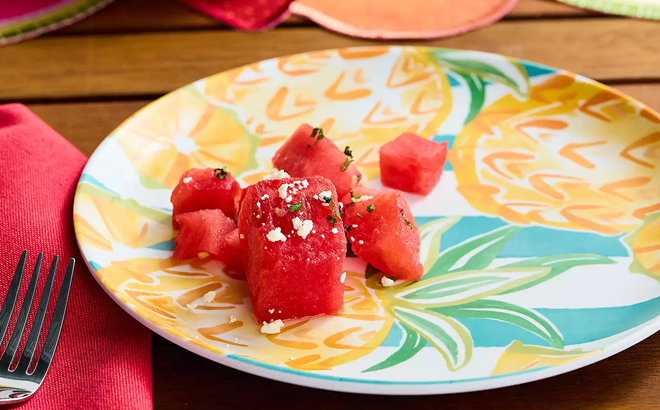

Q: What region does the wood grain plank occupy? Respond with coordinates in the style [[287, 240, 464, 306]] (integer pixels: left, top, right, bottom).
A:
[[57, 0, 590, 36], [26, 83, 660, 158], [5, 19, 660, 101], [150, 332, 660, 410]]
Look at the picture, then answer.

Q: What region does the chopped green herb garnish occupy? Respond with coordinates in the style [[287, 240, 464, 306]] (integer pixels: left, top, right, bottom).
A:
[[327, 215, 337, 227], [213, 167, 228, 179], [400, 209, 413, 229], [357, 213, 363, 218], [350, 191, 361, 203], [356, 174, 362, 182], [341, 146, 354, 172], [333, 208, 341, 219], [310, 127, 325, 144], [288, 203, 302, 212], [367, 204, 375, 213], [341, 157, 353, 171], [345, 225, 352, 232]]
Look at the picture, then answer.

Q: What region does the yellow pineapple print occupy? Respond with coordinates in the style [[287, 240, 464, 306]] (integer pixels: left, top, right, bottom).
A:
[[450, 73, 660, 235]]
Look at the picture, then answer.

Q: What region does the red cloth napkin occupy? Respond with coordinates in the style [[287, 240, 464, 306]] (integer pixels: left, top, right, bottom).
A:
[[178, 0, 293, 30], [0, 104, 152, 409]]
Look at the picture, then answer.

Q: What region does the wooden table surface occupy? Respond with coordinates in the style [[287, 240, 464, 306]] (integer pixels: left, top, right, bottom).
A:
[[4, 0, 660, 408]]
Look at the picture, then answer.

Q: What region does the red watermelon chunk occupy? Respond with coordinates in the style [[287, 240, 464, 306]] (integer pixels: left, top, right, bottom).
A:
[[273, 124, 362, 198], [379, 133, 448, 196], [171, 168, 242, 228], [340, 186, 382, 206], [173, 210, 243, 275], [344, 190, 423, 281], [238, 176, 346, 323]]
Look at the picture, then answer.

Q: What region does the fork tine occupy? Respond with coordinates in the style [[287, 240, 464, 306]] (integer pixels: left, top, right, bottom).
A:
[[0, 251, 28, 347], [0, 253, 43, 370], [32, 258, 73, 379], [15, 256, 58, 374]]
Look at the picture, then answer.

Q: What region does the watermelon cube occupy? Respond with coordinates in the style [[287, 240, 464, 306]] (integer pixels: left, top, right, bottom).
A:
[[344, 190, 423, 281], [238, 176, 346, 323], [379, 133, 448, 196], [171, 168, 242, 228], [173, 210, 243, 274], [273, 124, 362, 198]]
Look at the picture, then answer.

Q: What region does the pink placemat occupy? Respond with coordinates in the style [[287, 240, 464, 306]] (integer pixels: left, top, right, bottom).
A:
[[0, 0, 113, 46]]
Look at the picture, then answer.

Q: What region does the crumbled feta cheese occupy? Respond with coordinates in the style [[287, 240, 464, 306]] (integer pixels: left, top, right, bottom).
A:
[[256, 214, 261, 219], [260, 319, 285, 334], [319, 190, 332, 201], [356, 195, 374, 202], [352, 224, 358, 228], [278, 183, 290, 199], [338, 203, 343, 212], [203, 291, 216, 303], [240, 234, 245, 239], [359, 240, 364, 244], [340, 272, 346, 283], [264, 170, 290, 180], [292, 217, 303, 230], [285, 195, 292, 203], [313, 194, 319, 200], [302, 180, 309, 188], [269, 309, 275, 314], [257, 202, 261, 208], [267, 228, 287, 242], [380, 277, 395, 287], [183, 177, 193, 183], [321, 234, 325, 238], [332, 228, 338, 234], [197, 252, 209, 259], [261, 194, 269, 200], [279, 310, 282, 313], [187, 303, 197, 311], [351, 236, 355, 242], [296, 220, 313, 239], [229, 315, 237, 323], [262, 222, 265, 226]]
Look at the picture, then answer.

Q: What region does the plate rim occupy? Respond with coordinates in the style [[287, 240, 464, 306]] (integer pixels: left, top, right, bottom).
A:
[[73, 45, 660, 395]]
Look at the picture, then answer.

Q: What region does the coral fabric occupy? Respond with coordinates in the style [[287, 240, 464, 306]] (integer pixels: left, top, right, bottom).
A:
[[0, 104, 152, 410], [178, 0, 293, 30], [289, 0, 519, 39]]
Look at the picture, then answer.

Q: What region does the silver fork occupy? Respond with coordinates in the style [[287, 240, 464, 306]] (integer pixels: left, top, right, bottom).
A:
[[0, 251, 74, 404]]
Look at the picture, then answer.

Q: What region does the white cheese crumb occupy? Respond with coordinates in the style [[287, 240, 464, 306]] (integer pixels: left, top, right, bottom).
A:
[[263, 170, 290, 180], [313, 194, 318, 200], [267, 227, 286, 242], [183, 177, 193, 183], [319, 190, 332, 201], [302, 180, 309, 187], [260, 319, 285, 334], [197, 252, 209, 259], [352, 224, 358, 228], [278, 183, 290, 199], [285, 195, 292, 203], [264, 246, 267, 249], [257, 202, 261, 208], [295, 220, 314, 239], [359, 240, 364, 244], [312, 230, 316, 234], [356, 195, 374, 202], [292, 217, 303, 230], [331, 228, 338, 234], [240, 234, 245, 239], [279, 310, 282, 313], [261, 194, 269, 200], [203, 291, 216, 303], [187, 303, 197, 311], [340, 272, 346, 283], [262, 222, 265, 226], [256, 214, 261, 219], [321, 234, 325, 238], [338, 203, 343, 212], [381, 277, 395, 287], [350, 236, 355, 242], [229, 315, 237, 323], [269, 309, 275, 314]]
